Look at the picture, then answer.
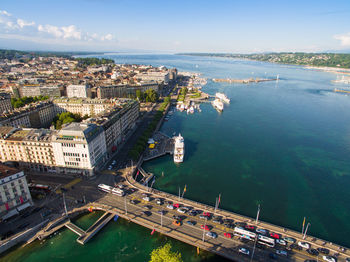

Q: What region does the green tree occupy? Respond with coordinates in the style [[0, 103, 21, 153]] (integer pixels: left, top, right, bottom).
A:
[[136, 89, 143, 101], [150, 243, 183, 262]]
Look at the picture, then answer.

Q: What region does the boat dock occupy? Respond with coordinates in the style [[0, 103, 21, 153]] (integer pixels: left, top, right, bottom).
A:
[[143, 132, 174, 161], [65, 222, 85, 237], [138, 166, 154, 185]]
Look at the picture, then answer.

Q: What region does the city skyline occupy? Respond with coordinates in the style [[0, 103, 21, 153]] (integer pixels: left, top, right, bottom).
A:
[[0, 0, 350, 53]]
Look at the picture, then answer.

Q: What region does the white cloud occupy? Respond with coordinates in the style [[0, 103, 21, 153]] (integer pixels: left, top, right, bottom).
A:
[[0, 9, 116, 45], [334, 32, 350, 47]]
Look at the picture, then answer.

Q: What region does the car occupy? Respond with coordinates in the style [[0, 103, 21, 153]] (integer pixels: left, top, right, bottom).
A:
[[235, 221, 246, 227], [142, 196, 150, 202], [173, 203, 180, 208], [212, 219, 223, 224], [223, 218, 233, 224], [239, 247, 250, 255], [188, 210, 197, 216], [108, 166, 112, 170], [155, 199, 163, 205], [201, 225, 211, 231], [307, 249, 319, 256], [166, 204, 175, 210], [345, 258, 350, 262], [290, 244, 302, 251], [317, 248, 330, 255], [322, 256, 337, 262], [172, 215, 182, 220], [157, 210, 166, 215], [173, 220, 182, 226], [224, 223, 233, 228], [283, 237, 296, 243], [143, 205, 152, 210], [276, 250, 288, 257], [224, 232, 232, 238], [206, 232, 218, 238], [199, 215, 209, 220], [298, 241, 310, 249], [177, 207, 188, 214], [186, 221, 196, 226], [142, 211, 152, 216], [276, 239, 287, 246], [245, 225, 256, 231], [269, 232, 280, 239], [130, 199, 138, 204], [117, 184, 125, 189], [202, 212, 211, 217], [256, 228, 268, 235]]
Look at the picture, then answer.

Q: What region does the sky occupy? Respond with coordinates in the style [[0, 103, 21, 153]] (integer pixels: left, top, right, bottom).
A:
[[0, 0, 350, 53]]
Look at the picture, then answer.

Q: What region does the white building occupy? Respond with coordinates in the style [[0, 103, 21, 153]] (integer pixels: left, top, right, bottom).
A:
[[0, 165, 32, 220], [52, 123, 107, 176], [135, 71, 169, 84], [66, 84, 91, 98]]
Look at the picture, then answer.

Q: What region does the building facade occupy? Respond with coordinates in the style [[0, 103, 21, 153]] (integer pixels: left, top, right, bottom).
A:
[[52, 123, 107, 176], [0, 93, 13, 114], [66, 84, 91, 98], [0, 164, 32, 220], [20, 85, 60, 98]]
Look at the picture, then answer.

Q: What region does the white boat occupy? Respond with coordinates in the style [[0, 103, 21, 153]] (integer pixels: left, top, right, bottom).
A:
[[189, 106, 194, 114], [173, 134, 184, 163], [212, 99, 224, 112], [215, 92, 230, 104]]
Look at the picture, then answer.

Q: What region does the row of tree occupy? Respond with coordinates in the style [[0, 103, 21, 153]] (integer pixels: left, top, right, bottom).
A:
[[76, 57, 114, 66], [136, 89, 159, 103], [11, 95, 49, 108], [51, 112, 89, 129], [128, 99, 170, 160]]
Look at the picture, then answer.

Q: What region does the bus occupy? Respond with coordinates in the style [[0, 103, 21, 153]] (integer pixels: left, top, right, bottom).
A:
[[111, 187, 125, 197], [28, 183, 51, 191], [98, 184, 113, 193], [258, 234, 275, 248], [234, 227, 256, 239]]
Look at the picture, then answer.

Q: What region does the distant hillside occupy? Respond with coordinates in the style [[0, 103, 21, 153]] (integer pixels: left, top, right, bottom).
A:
[[178, 52, 350, 69]]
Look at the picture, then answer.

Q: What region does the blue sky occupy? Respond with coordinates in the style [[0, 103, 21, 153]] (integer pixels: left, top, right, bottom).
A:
[[0, 0, 350, 53]]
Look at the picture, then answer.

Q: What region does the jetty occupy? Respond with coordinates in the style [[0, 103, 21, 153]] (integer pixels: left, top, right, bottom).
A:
[[212, 78, 278, 84], [143, 132, 174, 161]]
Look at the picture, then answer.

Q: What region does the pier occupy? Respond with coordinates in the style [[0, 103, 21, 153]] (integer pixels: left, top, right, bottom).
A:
[[143, 132, 174, 161], [212, 78, 278, 84]]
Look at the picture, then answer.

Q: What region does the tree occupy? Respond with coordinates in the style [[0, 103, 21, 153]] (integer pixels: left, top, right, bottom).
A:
[[150, 243, 183, 262], [136, 90, 143, 101]]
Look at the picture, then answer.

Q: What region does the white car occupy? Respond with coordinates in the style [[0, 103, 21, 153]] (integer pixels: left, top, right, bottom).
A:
[[166, 204, 175, 210], [276, 239, 287, 246], [206, 232, 217, 238], [276, 250, 288, 256], [239, 247, 250, 255], [177, 207, 188, 214], [298, 241, 310, 249], [323, 256, 336, 262], [142, 196, 150, 202]]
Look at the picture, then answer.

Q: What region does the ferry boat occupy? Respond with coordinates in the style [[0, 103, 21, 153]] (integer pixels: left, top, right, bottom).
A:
[[215, 92, 230, 104], [173, 134, 184, 163], [211, 99, 224, 112]]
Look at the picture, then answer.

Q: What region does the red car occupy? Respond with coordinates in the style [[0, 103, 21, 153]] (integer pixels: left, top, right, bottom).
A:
[[173, 203, 180, 208], [202, 212, 211, 217], [269, 232, 280, 239], [201, 225, 210, 231], [245, 225, 256, 231], [224, 232, 232, 238]]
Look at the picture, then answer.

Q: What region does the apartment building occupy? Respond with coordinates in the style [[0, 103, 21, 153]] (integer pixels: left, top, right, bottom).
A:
[[135, 71, 169, 84], [0, 164, 32, 220], [66, 84, 91, 98], [19, 85, 60, 98], [0, 93, 13, 114], [53, 98, 113, 117]]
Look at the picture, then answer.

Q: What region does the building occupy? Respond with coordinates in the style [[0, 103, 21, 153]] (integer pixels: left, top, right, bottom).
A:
[[52, 123, 107, 176], [0, 101, 55, 128], [66, 84, 91, 98], [0, 127, 56, 173], [135, 71, 169, 84], [19, 85, 60, 98], [0, 164, 32, 220], [85, 99, 139, 154], [53, 98, 114, 117], [96, 82, 159, 99], [0, 93, 13, 114]]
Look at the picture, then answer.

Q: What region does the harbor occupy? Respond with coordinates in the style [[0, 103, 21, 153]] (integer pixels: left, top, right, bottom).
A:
[[212, 77, 279, 84]]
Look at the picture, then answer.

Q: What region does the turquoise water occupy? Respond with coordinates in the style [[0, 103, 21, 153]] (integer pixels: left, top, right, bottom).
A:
[[2, 54, 350, 261]]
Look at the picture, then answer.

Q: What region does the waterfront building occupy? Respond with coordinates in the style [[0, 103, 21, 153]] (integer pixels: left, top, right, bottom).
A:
[[135, 71, 169, 84], [85, 99, 139, 154], [66, 84, 92, 98], [51, 123, 107, 176], [0, 164, 32, 220], [19, 85, 60, 98], [0, 93, 13, 114], [53, 98, 114, 117], [0, 101, 55, 128], [96, 82, 159, 99]]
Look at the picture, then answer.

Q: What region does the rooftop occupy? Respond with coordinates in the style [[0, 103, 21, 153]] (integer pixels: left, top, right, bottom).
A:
[[0, 164, 22, 179]]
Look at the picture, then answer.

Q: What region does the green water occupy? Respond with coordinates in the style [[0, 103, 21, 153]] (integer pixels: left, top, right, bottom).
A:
[[3, 54, 350, 261]]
